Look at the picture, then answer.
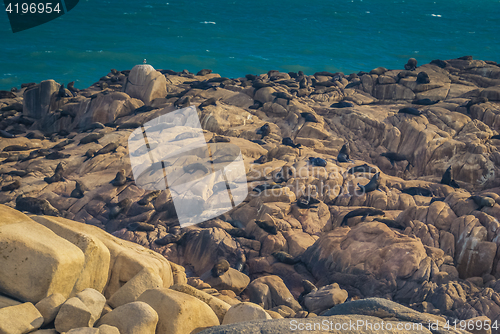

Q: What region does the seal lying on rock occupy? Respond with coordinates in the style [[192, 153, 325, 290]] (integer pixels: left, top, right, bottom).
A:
[[256, 123, 271, 139], [0, 130, 15, 138], [1, 179, 20, 191], [282, 137, 301, 149], [50, 139, 74, 151], [138, 190, 162, 205], [341, 207, 385, 226], [300, 112, 319, 123], [470, 195, 496, 209], [44, 162, 64, 184], [255, 220, 278, 235], [357, 172, 381, 193], [331, 101, 354, 108], [211, 259, 230, 277], [440, 166, 460, 188], [79, 133, 104, 145], [272, 251, 298, 265], [373, 217, 406, 230], [401, 187, 433, 197], [416, 72, 430, 84], [398, 107, 423, 116], [346, 164, 376, 174], [337, 143, 353, 163], [154, 233, 182, 246], [15, 196, 59, 216], [126, 222, 155, 232], [296, 196, 320, 209], [413, 98, 439, 105], [252, 183, 282, 193], [309, 157, 327, 167], [107, 198, 132, 219], [45, 151, 71, 160], [95, 142, 119, 156], [111, 170, 129, 186], [254, 155, 268, 164], [380, 152, 413, 171]]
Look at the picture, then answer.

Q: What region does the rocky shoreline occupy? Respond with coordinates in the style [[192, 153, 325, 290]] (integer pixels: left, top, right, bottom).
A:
[[1, 56, 500, 333]]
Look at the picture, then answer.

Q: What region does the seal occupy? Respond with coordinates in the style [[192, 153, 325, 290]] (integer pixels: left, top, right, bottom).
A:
[[402, 187, 433, 197], [470, 195, 495, 209], [309, 157, 327, 167], [235, 249, 246, 272], [126, 222, 155, 232], [253, 183, 282, 193], [416, 72, 430, 84], [111, 169, 127, 186], [253, 155, 269, 164], [404, 58, 417, 71], [50, 139, 74, 151], [341, 207, 385, 226], [154, 233, 184, 246], [296, 196, 320, 209], [70, 180, 87, 198], [25, 132, 44, 140], [226, 228, 248, 238], [380, 152, 413, 171], [45, 151, 71, 160], [301, 112, 318, 123], [430, 59, 447, 68], [174, 96, 191, 109], [357, 172, 381, 193], [491, 134, 500, 140], [67, 81, 79, 96], [15, 195, 59, 216], [197, 69, 212, 76], [199, 97, 219, 110], [57, 84, 70, 98], [22, 149, 50, 161], [413, 98, 439, 105], [282, 137, 301, 148], [7, 170, 28, 177], [346, 164, 376, 175], [207, 135, 230, 143], [373, 217, 406, 230], [1, 179, 20, 191], [440, 166, 460, 188], [95, 142, 119, 156], [337, 143, 353, 163], [0, 130, 16, 138], [138, 190, 162, 206], [2, 144, 31, 152], [430, 197, 446, 204], [79, 133, 104, 145], [44, 162, 64, 184], [398, 107, 422, 116], [272, 251, 298, 265], [108, 198, 132, 219], [256, 123, 271, 139], [331, 101, 354, 108], [117, 122, 142, 130], [251, 139, 267, 146], [183, 162, 210, 174], [255, 220, 278, 235], [302, 280, 317, 294], [211, 259, 230, 277]]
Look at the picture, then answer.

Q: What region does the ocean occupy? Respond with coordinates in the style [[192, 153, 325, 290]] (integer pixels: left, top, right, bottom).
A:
[[1, 0, 499, 90]]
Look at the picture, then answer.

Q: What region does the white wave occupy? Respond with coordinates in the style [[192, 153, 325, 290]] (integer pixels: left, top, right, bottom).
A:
[[200, 21, 216, 24], [431, 14, 442, 17]]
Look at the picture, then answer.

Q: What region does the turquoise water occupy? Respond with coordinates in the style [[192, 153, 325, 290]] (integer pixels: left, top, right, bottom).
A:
[[1, 0, 499, 90]]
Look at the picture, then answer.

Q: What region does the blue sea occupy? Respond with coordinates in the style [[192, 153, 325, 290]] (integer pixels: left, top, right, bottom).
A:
[[1, 0, 499, 90]]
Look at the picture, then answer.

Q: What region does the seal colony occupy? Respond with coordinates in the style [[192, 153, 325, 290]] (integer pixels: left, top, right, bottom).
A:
[[1, 56, 500, 330]]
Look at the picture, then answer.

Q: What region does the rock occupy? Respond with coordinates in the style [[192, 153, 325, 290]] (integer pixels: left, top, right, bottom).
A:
[[246, 275, 302, 311], [323, 297, 445, 328], [34, 293, 66, 326], [138, 288, 220, 334], [0, 205, 85, 303], [198, 314, 434, 334], [66, 328, 99, 334], [0, 294, 21, 308], [98, 325, 121, 334], [96, 301, 158, 334], [123, 64, 168, 105], [75, 288, 107, 326], [31, 215, 110, 295], [31, 215, 174, 299], [169, 283, 231, 324], [0, 302, 44, 334], [222, 302, 272, 325], [108, 267, 163, 308], [54, 297, 94, 332], [304, 283, 349, 314], [200, 267, 251, 295], [80, 92, 142, 129], [23, 80, 59, 119]]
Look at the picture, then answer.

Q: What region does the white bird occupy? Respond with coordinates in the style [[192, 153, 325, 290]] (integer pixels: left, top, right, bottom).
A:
[[143, 59, 147, 64]]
